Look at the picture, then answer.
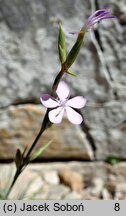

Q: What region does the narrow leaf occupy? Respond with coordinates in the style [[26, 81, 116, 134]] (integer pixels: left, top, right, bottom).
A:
[[65, 30, 85, 70], [30, 140, 52, 161], [58, 24, 66, 64], [66, 70, 77, 77]]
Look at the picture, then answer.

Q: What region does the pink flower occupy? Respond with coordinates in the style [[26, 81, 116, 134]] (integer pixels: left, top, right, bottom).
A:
[[84, 9, 115, 30], [40, 81, 86, 124], [69, 9, 115, 35]]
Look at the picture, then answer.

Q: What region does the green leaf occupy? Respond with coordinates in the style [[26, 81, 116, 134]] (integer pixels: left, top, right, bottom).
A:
[[66, 70, 77, 77], [58, 24, 66, 64], [15, 149, 23, 169], [65, 30, 85, 70], [106, 156, 124, 165], [30, 140, 52, 161]]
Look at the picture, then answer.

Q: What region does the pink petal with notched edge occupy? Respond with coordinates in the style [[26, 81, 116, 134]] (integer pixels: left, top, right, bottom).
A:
[[40, 94, 59, 108], [67, 96, 86, 109], [65, 106, 83, 124], [56, 81, 70, 100], [49, 107, 64, 124]]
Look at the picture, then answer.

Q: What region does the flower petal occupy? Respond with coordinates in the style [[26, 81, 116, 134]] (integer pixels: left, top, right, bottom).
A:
[[65, 106, 83, 124], [85, 9, 115, 30], [56, 81, 70, 100], [69, 31, 79, 35], [89, 9, 109, 20], [40, 94, 58, 108], [67, 96, 86, 109], [49, 107, 64, 124]]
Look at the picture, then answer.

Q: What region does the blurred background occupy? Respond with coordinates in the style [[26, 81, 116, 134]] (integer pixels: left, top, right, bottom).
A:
[[0, 0, 126, 199]]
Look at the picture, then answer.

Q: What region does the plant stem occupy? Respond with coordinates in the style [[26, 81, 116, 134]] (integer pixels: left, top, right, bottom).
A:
[[4, 165, 23, 199], [24, 110, 49, 160]]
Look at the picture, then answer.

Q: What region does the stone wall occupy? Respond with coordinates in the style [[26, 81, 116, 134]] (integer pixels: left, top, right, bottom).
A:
[[0, 0, 126, 161]]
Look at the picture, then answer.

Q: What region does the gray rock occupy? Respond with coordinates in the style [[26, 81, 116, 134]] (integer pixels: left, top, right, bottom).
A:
[[101, 188, 112, 200], [64, 191, 82, 199], [1, 162, 126, 199], [0, 0, 125, 160], [90, 178, 104, 196], [42, 170, 59, 185], [46, 184, 70, 200], [98, 0, 126, 97], [84, 101, 126, 159]]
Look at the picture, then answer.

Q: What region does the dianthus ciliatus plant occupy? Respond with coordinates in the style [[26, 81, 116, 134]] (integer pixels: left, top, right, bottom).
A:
[[4, 9, 115, 199]]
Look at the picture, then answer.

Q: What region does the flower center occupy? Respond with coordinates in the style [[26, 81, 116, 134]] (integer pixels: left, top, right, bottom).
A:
[[59, 98, 67, 107]]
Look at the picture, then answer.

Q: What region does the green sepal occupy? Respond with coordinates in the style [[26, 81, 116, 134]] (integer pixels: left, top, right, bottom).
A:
[[66, 70, 77, 77], [15, 149, 23, 169], [30, 140, 52, 161], [65, 30, 85, 70], [58, 24, 66, 64]]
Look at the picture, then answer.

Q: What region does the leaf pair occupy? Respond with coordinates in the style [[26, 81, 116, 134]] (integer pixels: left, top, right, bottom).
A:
[[58, 24, 85, 76]]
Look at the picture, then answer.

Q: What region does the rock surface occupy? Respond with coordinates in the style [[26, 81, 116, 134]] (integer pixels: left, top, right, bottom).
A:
[[58, 167, 84, 192], [0, 162, 126, 199], [0, 1, 126, 162], [0, 104, 93, 160]]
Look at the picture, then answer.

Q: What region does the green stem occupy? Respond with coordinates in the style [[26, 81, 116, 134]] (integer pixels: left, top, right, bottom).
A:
[[52, 68, 64, 95], [24, 111, 49, 160], [5, 166, 23, 199]]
